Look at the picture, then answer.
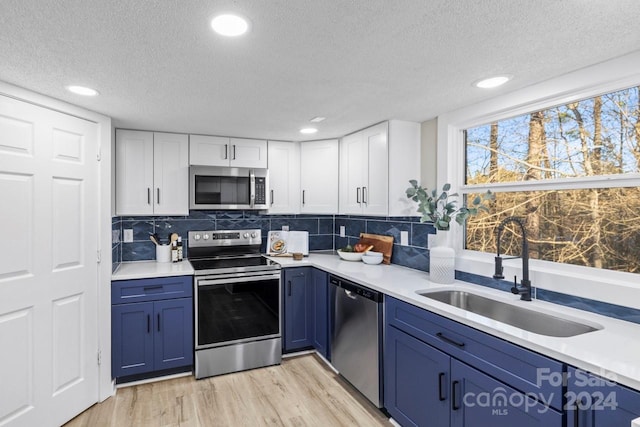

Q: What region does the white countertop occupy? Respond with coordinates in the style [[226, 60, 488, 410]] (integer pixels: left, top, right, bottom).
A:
[[112, 260, 194, 281], [271, 253, 640, 392], [111, 254, 640, 392]]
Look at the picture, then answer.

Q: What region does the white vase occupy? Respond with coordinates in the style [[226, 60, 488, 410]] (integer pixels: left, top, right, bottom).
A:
[[429, 229, 455, 284]]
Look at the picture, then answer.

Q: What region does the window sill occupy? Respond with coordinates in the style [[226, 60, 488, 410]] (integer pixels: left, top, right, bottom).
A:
[[456, 250, 640, 310]]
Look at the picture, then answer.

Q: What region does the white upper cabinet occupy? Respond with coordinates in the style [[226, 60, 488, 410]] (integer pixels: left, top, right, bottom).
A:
[[300, 139, 339, 214], [339, 122, 389, 215], [189, 135, 267, 168], [267, 141, 300, 214], [339, 120, 420, 216], [116, 130, 189, 216]]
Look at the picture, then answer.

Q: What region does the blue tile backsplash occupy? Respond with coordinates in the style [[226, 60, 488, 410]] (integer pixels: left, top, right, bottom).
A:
[[111, 211, 640, 325]]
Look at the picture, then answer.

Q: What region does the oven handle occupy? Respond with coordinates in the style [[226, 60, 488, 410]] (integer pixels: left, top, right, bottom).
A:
[[196, 274, 280, 287]]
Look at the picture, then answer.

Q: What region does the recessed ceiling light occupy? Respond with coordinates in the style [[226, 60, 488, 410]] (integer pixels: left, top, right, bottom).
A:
[[211, 14, 249, 37], [66, 85, 99, 96], [474, 75, 512, 89], [309, 117, 326, 123], [300, 128, 318, 134]]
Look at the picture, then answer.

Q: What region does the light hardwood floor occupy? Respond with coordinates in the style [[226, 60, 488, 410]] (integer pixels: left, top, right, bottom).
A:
[[65, 354, 390, 426]]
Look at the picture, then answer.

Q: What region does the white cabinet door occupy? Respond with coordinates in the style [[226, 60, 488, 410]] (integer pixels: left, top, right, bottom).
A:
[[189, 134, 230, 166], [339, 132, 366, 214], [267, 141, 300, 214], [388, 120, 421, 216], [116, 130, 154, 215], [229, 138, 268, 168], [363, 122, 389, 215], [300, 139, 339, 214], [153, 133, 189, 216]]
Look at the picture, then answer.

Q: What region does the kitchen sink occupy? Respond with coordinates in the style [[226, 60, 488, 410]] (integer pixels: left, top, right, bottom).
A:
[[417, 290, 602, 337]]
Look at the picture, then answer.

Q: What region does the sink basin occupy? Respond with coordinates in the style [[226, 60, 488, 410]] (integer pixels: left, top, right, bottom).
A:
[[417, 290, 601, 337]]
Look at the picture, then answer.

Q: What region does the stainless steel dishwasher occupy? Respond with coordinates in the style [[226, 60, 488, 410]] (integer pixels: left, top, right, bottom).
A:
[[330, 275, 383, 408]]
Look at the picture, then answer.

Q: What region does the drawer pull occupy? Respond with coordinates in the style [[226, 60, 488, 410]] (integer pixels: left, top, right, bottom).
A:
[[143, 285, 163, 292], [147, 314, 150, 333], [437, 332, 465, 348], [438, 372, 446, 401], [157, 313, 160, 332]]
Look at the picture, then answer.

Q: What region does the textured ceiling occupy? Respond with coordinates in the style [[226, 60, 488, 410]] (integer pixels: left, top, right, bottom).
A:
[[1, 1, 639, 141]]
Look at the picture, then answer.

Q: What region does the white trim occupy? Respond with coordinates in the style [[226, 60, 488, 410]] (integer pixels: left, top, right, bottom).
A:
[[0, 80, 116, 400], [437, 51, 640, 308]]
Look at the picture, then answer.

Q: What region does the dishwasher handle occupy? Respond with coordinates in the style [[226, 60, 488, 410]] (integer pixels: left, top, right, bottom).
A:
[[329, 275, 381, 303]]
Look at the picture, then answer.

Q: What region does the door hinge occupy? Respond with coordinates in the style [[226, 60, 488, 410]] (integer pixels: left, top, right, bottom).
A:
[[97, 249, 101, 263], [96, 148, 101, 161], [97, 349, 102, 366]]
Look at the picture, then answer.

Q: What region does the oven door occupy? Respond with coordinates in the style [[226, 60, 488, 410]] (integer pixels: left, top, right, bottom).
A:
[[195, 272, 281, 349]]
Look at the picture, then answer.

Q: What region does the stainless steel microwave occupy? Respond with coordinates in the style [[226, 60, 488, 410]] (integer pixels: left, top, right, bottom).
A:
[[189, 166, 269, 210]]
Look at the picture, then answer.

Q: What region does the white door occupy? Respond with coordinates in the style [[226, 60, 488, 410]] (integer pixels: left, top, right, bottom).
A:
[[115, 129, 154, 215], [339, 131, 366, 214], [229, 138, 268, 168], [189, 134, 229, 166], [267, 141, 300, 214], [363, 122, 389, 215], [0, 95, 99, 426], [300, 139, 339, 214], [153, 132, 189, 216]]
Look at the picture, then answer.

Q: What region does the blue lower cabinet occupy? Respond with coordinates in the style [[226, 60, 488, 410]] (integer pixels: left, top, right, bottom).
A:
[[311, 268, 329, 359], [112, 276, 193, 380], [282, 267, 330, 356], [112, 302, 155, 377], [283, 268, 313, 351], [385, 325, 450, 426], [566, 367, 640, 427], [153, 298, 193, 370], [450, 359, 562, 427]]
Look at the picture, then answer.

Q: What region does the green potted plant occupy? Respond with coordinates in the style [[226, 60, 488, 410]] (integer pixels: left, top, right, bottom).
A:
[[406, 181, 493, 230], [406, 180, 493, 283]]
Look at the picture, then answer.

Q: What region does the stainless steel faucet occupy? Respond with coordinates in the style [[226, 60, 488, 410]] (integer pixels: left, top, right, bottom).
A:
[[493, 216, 532, 301]]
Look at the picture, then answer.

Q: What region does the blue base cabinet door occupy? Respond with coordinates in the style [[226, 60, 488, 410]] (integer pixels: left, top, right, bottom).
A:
[[385, 325, 451, 426], [154, 298, 193, 370], [566, 367, 640, 427], [283, 268, 312, 351], [311, 268, 329, 359], [450, 359, 562, 427], [112, 302, 155, 377]]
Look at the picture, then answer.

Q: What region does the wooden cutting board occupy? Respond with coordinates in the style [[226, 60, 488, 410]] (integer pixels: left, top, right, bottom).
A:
[[358, 233, 394, 264]]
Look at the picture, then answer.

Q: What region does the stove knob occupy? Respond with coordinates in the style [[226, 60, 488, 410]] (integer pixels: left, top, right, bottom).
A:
[[203, 233, 210, 240], [243, 232, 249, 238], [194, 234, 201, 241], [250, 232, 257, 238]]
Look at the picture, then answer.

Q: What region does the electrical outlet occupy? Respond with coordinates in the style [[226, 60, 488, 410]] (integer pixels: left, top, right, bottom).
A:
[[428, 234, 436, 249], [400, 231, 409, 246], [282, 225, 289, 231], [123, 229, 133, 243], [340, 226, 346, 237]]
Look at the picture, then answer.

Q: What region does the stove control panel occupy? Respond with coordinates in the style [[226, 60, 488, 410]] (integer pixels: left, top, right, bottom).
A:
[[188, 229, 262, 248]]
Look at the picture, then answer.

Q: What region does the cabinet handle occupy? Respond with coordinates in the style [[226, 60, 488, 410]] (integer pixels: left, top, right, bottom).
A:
[[363, 186, 367, 204], [147, 314, 150, 333], [288, 280, 292, 296], [156, 188, 160, 204], [438, 372, 446, 401], [452, 380, 460, 410], [436, 332, 465, 348], [271, 189, 274, 205], [157, 313, 160, 332], [143, 285, 163, 292], [302, 190, 306, 205], [356, 187, 361, 203], [224, 144, 228, 159], [232, 145, 236, 160], [147, 188, 151, 205]]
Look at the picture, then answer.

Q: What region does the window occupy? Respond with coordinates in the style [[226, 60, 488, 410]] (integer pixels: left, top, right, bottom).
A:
[[463, 86, 640, 273]]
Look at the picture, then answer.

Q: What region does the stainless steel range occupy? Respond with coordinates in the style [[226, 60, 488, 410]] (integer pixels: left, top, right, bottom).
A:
[[189, 229, 281, 379]]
